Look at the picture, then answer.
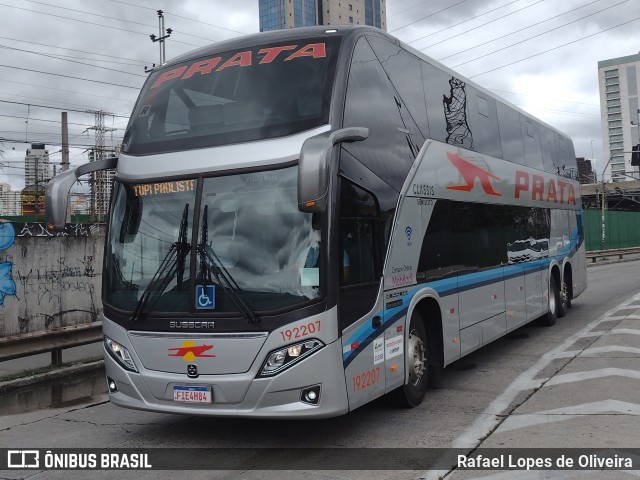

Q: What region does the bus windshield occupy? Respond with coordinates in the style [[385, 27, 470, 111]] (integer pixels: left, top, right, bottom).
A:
[[122, 37, 341, 155], [104, 166, 323, 316]]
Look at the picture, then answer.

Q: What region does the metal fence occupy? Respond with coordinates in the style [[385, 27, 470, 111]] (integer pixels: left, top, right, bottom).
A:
[[583, 209, 640, 251]]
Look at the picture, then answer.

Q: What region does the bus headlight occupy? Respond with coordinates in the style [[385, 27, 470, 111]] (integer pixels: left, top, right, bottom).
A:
[[258, 339, 324, 377], [104, 336, 138, 372]]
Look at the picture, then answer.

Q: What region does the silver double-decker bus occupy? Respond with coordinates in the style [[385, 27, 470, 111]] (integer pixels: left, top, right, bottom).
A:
[[46, 26, 586, 418]]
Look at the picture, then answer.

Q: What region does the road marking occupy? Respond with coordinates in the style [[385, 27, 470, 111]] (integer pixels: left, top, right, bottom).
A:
[[545, 368, 640, 386], [579, 346, 640, 356], [608, 328, 640, 336], [497, 400, 640, 433], [420, 291, 640, 480]]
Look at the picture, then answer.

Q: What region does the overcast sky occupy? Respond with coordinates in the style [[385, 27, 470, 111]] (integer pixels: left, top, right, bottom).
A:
[[0, 0, 638, 189]]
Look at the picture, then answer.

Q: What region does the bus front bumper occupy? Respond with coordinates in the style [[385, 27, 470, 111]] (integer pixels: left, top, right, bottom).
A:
[[103, 335, 349, 419]]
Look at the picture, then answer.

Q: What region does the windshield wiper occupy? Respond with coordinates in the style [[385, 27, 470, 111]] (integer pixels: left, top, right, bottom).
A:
[[130, 204, 190, 325], [197, 205, 259, 324]]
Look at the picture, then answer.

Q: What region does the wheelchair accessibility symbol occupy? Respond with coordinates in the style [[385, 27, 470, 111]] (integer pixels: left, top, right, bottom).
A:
[[195, 285, 215, 309]]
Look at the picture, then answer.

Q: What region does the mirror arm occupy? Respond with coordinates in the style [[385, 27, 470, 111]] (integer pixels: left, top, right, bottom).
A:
[[298, 127, 368, 213], [45, 156, 118, 229]]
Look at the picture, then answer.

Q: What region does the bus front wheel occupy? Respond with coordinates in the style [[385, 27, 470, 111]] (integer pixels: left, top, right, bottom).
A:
[[389, 311, 428, 407]]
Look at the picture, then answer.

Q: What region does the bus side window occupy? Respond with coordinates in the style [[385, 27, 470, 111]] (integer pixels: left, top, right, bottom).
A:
[[338, 177, 381, 330], [417, 200, 455, 281], [521, 117, 544, 170], [497, 101, 525, 165]]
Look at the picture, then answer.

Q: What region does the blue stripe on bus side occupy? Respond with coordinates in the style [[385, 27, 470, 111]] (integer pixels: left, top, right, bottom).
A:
[[342, 230, 581, 367]]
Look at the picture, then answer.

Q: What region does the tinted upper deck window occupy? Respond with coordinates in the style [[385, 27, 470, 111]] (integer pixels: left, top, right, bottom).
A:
[[122, 37, 341, 155]]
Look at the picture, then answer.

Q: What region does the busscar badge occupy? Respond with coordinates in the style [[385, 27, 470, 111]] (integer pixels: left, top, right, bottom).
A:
[[187, 364, 198, 378]]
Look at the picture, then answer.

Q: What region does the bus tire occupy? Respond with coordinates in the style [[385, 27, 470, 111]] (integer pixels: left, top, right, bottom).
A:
[[541, 276, 559, 326], [389, 311, 428, 407]]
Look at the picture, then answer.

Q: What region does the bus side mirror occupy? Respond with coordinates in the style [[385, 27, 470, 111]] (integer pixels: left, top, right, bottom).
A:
[[298, 127, 368, 213], [45, 156, 118, 230]]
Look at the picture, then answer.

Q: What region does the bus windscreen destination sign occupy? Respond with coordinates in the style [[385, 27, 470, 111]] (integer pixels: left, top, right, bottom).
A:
[[150, 43, 327, 90], [132, 180, 196, 197]]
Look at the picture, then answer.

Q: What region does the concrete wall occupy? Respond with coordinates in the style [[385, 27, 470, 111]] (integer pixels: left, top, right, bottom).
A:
[[0, 222, 105, 337]]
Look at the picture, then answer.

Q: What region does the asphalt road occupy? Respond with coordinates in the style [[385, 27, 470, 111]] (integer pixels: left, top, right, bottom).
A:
[[1, 260, 639, 480]]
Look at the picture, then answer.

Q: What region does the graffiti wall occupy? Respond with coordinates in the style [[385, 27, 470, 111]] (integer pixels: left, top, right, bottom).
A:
[[0, 222, 105, 337]]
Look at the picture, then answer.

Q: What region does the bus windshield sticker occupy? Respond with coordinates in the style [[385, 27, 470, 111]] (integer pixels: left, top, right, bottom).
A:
[[373, 337, 384, 365], [138, 105, 151, 117], [300, 267, 319, 287], [195, 284, 215, 310], [385, 335, 403, 359]]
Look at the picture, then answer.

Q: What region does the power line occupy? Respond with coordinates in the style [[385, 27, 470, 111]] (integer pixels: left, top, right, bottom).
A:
[[0, 113, 106, 127], [0, 78, 137, 105], [406, 0, 526, 45], [0, 44, 147, 77], [0, 3, 204, 49], [0, 64, 140, 90], [1, 138, 123, 149], [417, 0, 545, 50], [0, 45, 144, 68], [21, 0, 223, 45], [387, 0, 436, 19], [488, 88, 600, 108], [468, 16, 640, 78], [451, 0, 627, 69], [0, 35, 148, 65], [437, 0, 602, 61], [107, 0, 248, 36], [389, 0, 471, 33], [0, 93, 132, 117], [0, 100, 131, 118]]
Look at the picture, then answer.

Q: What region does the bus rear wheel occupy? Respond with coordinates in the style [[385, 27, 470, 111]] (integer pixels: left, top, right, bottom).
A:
[[558, 278, 569, 318], [389, 311, 428, 407]]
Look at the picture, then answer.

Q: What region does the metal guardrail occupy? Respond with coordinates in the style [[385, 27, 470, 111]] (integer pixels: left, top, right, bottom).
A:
[[586, 246, 640, 263], [0, 322, 102, 366]]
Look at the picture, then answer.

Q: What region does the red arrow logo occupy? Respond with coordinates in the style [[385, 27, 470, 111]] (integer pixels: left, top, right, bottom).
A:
[[446, 152, 501, 197], [168, 341, 216, 362]]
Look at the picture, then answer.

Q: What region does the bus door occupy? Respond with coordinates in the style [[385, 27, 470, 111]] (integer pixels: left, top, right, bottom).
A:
[[338, 178, 386, 410]]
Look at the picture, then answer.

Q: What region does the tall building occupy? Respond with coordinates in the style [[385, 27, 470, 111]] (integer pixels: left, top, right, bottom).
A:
[[576, 157, 596, 184], [0, 183, 21, 217], [598, 53, 640, 182], [259, 0, 386, 32], [24, 143, 51, 188]]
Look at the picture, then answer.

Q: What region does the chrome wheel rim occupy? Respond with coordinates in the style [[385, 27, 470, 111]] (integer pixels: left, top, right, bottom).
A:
[[549, 283, 557, 314], [408, 328, 425, 387]]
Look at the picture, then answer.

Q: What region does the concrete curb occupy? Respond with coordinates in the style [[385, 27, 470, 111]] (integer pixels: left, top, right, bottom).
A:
[[586, 255, 640, 267], [0, 360, 104, 393]]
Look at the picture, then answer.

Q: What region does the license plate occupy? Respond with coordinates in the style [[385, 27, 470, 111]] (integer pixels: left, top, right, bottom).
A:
[[173, 386, 212, 404]]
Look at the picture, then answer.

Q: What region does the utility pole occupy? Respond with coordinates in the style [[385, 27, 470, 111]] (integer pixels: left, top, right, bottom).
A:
[[600, 150, 637, 249], [61, 112, 69, 173], [145, 10, 172, 72], [86, 110, 116, 222]]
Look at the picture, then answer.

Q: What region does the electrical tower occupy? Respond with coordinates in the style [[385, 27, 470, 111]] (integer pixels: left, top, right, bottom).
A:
[[86, 110, 116, 222]]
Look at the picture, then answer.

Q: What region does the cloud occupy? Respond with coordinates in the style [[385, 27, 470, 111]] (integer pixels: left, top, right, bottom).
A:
[[0, 0, 637, 188]]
